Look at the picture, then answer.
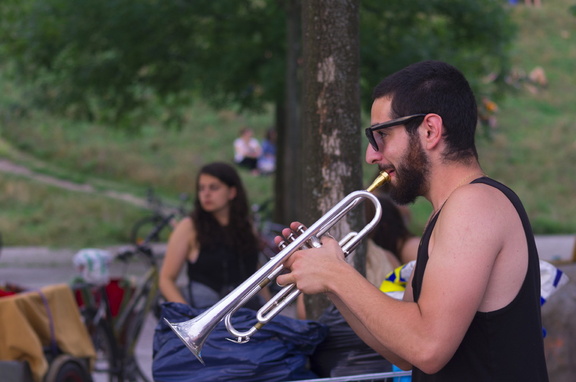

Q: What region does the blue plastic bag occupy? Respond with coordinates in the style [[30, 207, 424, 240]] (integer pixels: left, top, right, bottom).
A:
[[153, 302, 328, 382]]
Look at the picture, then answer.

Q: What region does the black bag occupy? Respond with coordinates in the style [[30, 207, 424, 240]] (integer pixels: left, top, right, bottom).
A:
[[310, 305, 393, 378]]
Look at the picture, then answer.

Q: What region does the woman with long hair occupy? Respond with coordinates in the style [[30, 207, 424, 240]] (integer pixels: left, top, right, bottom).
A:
[[159, 162, 261, 308]]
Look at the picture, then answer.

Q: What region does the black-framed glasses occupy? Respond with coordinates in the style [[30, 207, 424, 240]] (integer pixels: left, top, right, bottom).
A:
[[365, 114, 427, 151]]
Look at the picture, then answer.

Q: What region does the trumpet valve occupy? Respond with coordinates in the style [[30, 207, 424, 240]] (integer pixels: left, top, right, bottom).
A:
[[307, 236, 322, 248], [286, 231, 297, 243]]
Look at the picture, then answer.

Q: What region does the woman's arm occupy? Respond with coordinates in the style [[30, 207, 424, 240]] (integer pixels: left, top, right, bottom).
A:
[[159, 217, 197, 304]]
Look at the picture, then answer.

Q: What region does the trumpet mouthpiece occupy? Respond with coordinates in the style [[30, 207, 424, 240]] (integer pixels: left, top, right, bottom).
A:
[[366, 171, 390, 193]]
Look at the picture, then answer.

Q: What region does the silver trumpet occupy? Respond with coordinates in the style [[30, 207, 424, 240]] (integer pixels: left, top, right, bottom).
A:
[[164, 171, 390, 364]]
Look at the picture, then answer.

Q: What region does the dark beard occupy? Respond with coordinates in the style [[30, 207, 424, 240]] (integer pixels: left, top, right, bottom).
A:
[[388, 134, 430, 205]]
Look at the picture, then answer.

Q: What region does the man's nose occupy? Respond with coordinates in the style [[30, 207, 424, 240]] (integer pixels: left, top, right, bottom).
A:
[[365, 144, 381, 164]]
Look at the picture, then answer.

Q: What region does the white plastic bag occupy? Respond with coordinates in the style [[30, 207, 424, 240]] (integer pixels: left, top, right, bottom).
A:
[[73, 248, 112, 286]]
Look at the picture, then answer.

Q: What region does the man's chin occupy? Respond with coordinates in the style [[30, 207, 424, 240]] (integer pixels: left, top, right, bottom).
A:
[[389, 187, 418, 206]]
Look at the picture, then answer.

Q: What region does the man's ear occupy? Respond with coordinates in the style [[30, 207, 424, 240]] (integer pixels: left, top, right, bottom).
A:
[[420, 114, 443, 149]]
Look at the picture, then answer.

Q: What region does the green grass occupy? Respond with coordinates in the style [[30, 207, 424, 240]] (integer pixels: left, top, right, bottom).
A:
[[474, 1, 576, 235], [0, 1, 575, 248], [0, 101, 276, 248], [0, 172, 146, 247]]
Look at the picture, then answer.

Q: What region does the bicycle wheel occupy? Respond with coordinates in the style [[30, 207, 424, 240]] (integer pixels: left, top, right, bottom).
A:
[[119, 283, 156, 348], [116, 307, 152, 382], [91, 322, 120, 382], [43, 354, 92, 382]]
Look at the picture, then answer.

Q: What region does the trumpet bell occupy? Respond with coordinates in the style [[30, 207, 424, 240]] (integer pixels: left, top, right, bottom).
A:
[[164, 315, 209, 365]]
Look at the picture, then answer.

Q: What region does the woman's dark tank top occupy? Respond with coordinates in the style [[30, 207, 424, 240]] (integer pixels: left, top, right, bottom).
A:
[[187, 238, 257, 296], [411, 177, 548, 381]]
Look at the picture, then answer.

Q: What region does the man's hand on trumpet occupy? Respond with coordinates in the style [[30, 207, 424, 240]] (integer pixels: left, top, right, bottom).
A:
[[274, 222, 349, 295]]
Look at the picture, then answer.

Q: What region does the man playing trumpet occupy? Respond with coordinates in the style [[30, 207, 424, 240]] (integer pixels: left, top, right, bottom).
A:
[[276, 61, 548, 381]]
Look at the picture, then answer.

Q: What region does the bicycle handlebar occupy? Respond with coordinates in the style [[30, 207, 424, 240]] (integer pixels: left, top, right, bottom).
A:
[[117, 212, 175, 266]]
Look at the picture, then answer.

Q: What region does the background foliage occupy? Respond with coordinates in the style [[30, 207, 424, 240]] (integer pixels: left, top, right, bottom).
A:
[[0, 0, 513, 129], [0, 0, 285, 128], [0, 0, 574, 248]]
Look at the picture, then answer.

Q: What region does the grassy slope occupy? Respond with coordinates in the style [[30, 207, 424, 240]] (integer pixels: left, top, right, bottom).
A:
[[476, 1, 576, 233], [0, 104, 274, 247], [0, 172, 146, 247], [0, 1, 574, 248]]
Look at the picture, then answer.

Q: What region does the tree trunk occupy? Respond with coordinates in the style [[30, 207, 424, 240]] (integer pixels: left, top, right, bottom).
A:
[[276, 0, 303, 226], [300, 0, 362, 319]]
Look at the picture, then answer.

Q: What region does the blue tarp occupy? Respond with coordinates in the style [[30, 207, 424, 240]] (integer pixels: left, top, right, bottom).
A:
[[153, 302, 328, 381]]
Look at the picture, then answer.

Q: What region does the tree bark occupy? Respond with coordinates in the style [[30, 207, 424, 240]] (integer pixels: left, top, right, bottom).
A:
[[300, 0, 362, 319], [276, 0, 303, 225]]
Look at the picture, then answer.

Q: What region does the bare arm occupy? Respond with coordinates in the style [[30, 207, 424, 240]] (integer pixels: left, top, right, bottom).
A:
[[159, 217, 197, 304], [277, 184, 518, 373]]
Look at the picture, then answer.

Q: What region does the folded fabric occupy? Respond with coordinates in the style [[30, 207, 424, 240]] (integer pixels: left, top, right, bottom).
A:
[[153, 302, 328, 382]]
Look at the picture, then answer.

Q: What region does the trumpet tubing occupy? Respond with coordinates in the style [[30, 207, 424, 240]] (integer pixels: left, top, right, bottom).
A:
[[165, 171, 390, 364]]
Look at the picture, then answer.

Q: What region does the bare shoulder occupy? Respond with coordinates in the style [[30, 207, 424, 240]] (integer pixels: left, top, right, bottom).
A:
[[173, 216, 194, 234], [427, 181, 517, 295], [442, 181, 517, 234], [168, 216, 197, 248], [434, 181, 527, 311]]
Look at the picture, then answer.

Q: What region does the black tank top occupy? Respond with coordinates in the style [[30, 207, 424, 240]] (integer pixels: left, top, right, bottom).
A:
[[411, 177, 548, 381], [187, 237, 257, 296]]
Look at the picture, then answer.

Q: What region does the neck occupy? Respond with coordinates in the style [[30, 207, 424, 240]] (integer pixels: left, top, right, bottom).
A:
[[427, 165, 485, 215], [213, 209, 230, 226]]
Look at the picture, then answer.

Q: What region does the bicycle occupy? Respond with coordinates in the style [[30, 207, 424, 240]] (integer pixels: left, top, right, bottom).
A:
[[130, 188, 189, 245], [73, 211, 177, 382], [130, 189, 190, 319]]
